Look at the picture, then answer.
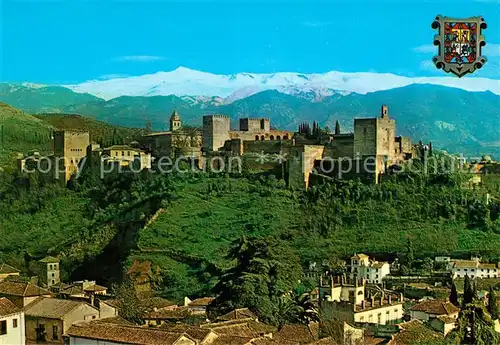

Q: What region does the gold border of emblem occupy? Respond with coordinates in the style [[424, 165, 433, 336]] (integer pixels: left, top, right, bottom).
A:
[[431, 15, 487, 78]]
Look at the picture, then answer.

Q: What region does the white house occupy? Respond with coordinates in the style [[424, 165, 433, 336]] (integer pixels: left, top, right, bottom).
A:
[[0, 297, 25, 345], [350, 253, 390, 284], [450, 259, 499, 279]]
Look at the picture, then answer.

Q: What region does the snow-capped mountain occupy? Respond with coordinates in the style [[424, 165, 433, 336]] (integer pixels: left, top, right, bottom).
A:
[[65, 66, 500, 103]]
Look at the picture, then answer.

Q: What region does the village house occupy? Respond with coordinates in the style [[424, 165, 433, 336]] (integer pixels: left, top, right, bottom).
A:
[[184, 296, 215, 315], [0, 297, 25, 345], [387, 320, 444, 345], [0, 264, 20, 282], [429, 315, 457, 336], [409, 300, 460, 321], [350, 253, 390, 284], [449, 258, 499, 279], [24, 297, 100, 344], [0, 281, 52, 308], [318, 277, 403, 325], [67, 321, 197, 345]]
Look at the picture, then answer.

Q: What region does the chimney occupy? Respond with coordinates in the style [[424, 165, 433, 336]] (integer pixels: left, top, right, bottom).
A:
[[353, 303, 356, 312], [330, 275, 334, 289], [371, 295, 375, 307], [389, 295, 392, 304], [400, 293, 404, 303], [361, 300, 366, 309]]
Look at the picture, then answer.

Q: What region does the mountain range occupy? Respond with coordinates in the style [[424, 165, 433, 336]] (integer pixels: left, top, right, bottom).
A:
[[1, 68, 499, 159]]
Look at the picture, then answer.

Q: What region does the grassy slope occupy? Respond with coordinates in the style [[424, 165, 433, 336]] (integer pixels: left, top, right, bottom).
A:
[[131, 176, 500, 300], [0, 102, 52, 165], [35, 113, 146, 145]]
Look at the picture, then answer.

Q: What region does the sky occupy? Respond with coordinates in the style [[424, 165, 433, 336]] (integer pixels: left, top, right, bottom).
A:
[[1, 0, 499, 84]]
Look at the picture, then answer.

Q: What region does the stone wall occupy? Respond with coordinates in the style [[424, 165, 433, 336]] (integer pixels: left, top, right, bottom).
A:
[[288, 145, 325, 189], [203, 115, 230, 152], [239, 118, 270, 132]]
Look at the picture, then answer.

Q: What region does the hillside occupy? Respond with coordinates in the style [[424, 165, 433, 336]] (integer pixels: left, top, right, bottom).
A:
[[35, 113, 147, 147], [1, 83, 499, 159], [0, 83, 102, 113], [0, 102, 53, 166]]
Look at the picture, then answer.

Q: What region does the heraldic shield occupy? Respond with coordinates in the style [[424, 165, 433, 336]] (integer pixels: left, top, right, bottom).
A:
[[432, 15, 487, 78]]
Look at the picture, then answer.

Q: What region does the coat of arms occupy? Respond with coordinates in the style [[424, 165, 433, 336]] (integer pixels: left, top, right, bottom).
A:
[[431, 15, 487, 78]]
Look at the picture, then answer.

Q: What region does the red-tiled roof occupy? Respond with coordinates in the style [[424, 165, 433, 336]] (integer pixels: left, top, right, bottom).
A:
[[387, 320, 444, 345], [217, 308, 257, 321], [0, 263, 20, 275], [0, 281, 51, 297], [24, 298, 96, 319], [68, 322, 196, 345], [409, 300, 459, 316], [0, 297, 20, 316], [188, 297, 215, 307], [211, 335, 254, 345], [274, 324, 317, 344]]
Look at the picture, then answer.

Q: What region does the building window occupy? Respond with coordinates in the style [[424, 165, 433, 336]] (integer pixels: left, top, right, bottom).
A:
[[368, 315, 373, 322], [52, 280, 55, 285], [53, 325, 58, 340], [52, 273, 55, 277], [13, 318, 17, 328], [378, 313, 382, 324], [49, 264, 52, 270], [360, 316, 364, 322], [122, 151, 125, 156], [0, 320, 6, 335]]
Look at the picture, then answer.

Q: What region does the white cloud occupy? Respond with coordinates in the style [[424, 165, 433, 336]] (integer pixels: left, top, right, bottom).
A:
[[413, 44, 436, 53], [113, 55, 165, 62]]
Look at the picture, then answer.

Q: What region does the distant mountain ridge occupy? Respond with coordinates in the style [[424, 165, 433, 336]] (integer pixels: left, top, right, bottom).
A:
[[63, 67, 500, 102], [0, 81, 499, 159]]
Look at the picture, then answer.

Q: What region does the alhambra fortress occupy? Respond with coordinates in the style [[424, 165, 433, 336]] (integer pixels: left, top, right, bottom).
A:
[[19, 105, 418, 187]]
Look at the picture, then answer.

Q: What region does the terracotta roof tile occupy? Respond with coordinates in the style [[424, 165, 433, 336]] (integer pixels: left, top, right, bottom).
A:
[[188, 297, 215, 307], [387, 320, 444, 345], [38, 256, 59, 263], [161, 324, 214, 343], [452, 260, 479, 268], [0, 281, 51, 297], [274, 324, 317, 344], [409, 300, 459, 316], [217, 308, 257, 321], [68, 322, 196, 345], [141, 297, 177, 310], [0, 297, 20, 316], [84, 284, 107, 292], [24, 298, 96, 319], [146, 306, 190, 320], [211, 335, 255, 345], [0, 263, 20, 275]]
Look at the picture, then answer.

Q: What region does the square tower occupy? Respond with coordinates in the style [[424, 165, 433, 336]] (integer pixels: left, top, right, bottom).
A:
[[202, 115, 231, 152], [53, 131, 90, 182], [38, 256, 60, 288], [239, 118, 271, 132]]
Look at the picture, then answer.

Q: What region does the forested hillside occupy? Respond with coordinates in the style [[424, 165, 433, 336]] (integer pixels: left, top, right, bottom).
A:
[[1, 163, 498, 302]]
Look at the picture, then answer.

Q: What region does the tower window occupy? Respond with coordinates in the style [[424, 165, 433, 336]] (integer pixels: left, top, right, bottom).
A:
[[260, 119, 265, 130]]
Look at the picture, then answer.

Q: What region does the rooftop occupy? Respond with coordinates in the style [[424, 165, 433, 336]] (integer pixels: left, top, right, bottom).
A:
[[216, 308, 257, 322], [39, 256, 59, 263], [409, 300, 459, 316], [387, 320, 444, 345], [188, 297, 215, 307], [0, 263, 20, 275], [25, 298, 96, 319], [0, 281, 51, 297], [0, 297, 21, 316], [67, 322, 195, 345]]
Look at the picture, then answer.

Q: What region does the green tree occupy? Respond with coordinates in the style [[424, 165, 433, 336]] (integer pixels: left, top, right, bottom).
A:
[[113, 279, 146, 324], [422, 257, 434, 274], [463, 275, 475, 307], [449, 282, 459, 307], [210, 235, 302, 326], [454, 303, 500, 345], [487, 286, 499, 320], [406, 239, 414, 271], [334, 120, 341, 135]]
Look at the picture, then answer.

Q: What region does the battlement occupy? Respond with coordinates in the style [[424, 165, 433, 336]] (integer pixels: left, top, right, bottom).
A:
[[204, 114, 230, 119]]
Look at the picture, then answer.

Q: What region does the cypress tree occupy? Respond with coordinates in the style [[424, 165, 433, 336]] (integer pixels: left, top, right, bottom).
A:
[[406, 239, 414, 270], [463, 275, 474, 307], [335, 120, 341, 135], [488, 286, 499, 319], [450, 282, 459, 307]]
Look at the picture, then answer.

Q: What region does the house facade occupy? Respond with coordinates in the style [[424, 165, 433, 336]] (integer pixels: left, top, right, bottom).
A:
[[450, 259, 499, 279], [0, 281, 52, 308], [24, 298, 99, 344], [350, 253, 390, 284], [0, 297, 25, 345], [409, 300, 460, 321]]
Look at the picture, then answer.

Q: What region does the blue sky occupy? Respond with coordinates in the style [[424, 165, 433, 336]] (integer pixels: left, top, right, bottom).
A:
[[1, 0, 499, 84]]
